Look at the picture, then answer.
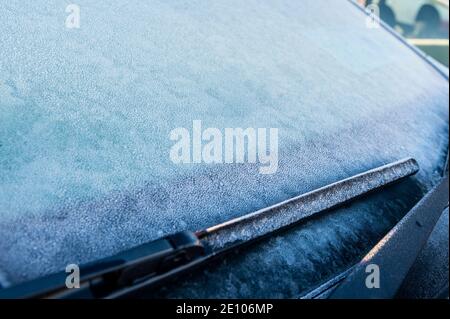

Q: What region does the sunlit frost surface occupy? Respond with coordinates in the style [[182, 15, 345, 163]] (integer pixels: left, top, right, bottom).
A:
[[0, 0, 448, 293]]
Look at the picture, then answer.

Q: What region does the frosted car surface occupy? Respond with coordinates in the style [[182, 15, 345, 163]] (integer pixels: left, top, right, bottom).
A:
[[0, 1, 448, 295]]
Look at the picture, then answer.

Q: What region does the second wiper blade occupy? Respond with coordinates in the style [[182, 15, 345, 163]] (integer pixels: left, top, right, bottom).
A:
[[0, 158, 419, 299]]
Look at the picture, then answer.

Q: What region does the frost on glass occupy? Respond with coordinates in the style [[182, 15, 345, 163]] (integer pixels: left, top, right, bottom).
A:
[[0, 0, 448, 292]]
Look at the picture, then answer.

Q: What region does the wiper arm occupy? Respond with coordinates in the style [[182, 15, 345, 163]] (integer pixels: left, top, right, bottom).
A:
[[3, 231, 206, 299], [0, 158, 419, 299]]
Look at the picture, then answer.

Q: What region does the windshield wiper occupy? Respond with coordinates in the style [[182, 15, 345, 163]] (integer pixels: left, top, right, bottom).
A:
[[0, 158, 419, 299]]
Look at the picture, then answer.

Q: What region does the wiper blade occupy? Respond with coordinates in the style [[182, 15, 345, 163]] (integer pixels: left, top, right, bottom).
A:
[[0, 158, 419, 299], [199, 158, 419, 250]]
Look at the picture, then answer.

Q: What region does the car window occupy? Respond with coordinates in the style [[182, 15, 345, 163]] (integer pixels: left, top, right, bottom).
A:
[[359, 0, 449, 66]]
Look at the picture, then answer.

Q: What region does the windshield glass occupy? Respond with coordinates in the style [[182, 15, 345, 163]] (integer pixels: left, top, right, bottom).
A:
[[0, 0, 448, 287]]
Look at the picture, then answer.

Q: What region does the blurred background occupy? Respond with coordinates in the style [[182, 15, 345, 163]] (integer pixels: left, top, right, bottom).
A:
[[358, 0, 449, 66]]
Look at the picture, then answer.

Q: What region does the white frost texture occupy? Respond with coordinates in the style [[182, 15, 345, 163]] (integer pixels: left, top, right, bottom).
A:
[[0, 0, 448, 294]]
